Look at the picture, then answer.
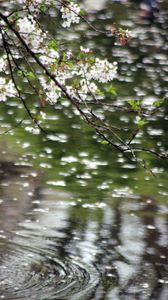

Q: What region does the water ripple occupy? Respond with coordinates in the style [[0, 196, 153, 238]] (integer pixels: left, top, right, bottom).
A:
[[0, 239, 99, 300]]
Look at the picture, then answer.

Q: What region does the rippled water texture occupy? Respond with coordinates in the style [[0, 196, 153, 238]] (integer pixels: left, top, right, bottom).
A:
[[0, 164, 167, 300], [0, 0, 168, 299], [0, 182, 99, 300], [0, 239, 98, 300]]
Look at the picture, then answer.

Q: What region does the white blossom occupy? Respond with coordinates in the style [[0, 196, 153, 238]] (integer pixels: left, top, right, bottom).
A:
[[17, 16, 45, 51], [66, 85, 77, 99], [79, 79, 98, 100], [24, 0, 48, 13], [80, 46, 90, 53], [40, 77, 61, 104], [66, 50, 72, 59], [61, 2, 80, 28], [0, 78, 7, 102], [72, 62, 90, 79], [40, 111, 46, 119], [25, 126, 40, 134], [25, 0, 52, 6], [0, 55, 7, 72], [17, 16, 36, 35], [0, 77, 17, 102], [6, 80, 17, 97], [90, 58, 118, 83], [40, 48, 59, 66]]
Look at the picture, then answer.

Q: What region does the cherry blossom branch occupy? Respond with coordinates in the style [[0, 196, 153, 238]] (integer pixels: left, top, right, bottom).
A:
[[0, 11, 131, 154], [130, 147, 168, 160], [60, 0, 111, 34], [0, 7, 165, 171], [0, 26, 47, 134]]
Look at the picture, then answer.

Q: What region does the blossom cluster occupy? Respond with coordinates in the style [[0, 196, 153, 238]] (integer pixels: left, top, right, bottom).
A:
[[23, 0, 81, 27], [40, 48, 60, 66], [0, 1, 118, 108], [0, 77, 17, 102], [90, 58, 118, 83], [77, 79, 98, 101], [60, 2, 80, 28], [65, 55, 118, 100], [25, 126, 40, 134], [39, 77, 61, 105], [25, 0, 42, 6], [17, 15, 45, 51], [24, 0, 51, 13], [0, 55, 7, 73]]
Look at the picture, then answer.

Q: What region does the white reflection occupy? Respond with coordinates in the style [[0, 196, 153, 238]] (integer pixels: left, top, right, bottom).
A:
[[84, 0, 108, 11], [78, 220, 99, 263], [20, 189, 71, 239], [119, 211, 145, 264]]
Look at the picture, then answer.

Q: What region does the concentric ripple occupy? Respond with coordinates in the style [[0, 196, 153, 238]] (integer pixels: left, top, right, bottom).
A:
[[0, 239, 99, 300]]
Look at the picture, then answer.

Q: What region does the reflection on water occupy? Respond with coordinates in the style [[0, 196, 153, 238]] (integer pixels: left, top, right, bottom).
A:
[[0, 162, 39, 232], [0, 166, 99, 300], [84, 0, 108, 11], [0, 0, 168, 299], [0, 163, 167, 299]]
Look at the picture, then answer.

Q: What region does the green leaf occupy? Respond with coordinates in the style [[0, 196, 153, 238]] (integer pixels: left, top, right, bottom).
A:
[[26, 71, 36, 80], [153, 99, 163, 108], [50, 0, 54, 6], [101, 140, 109, 145], [107, 84, 117, 96], [97, 89, 104, 97], [48, 40, 59, 51], [39, 0, 46, 12], [78, 52, 87, 59], [80, 9, 85, 16], [129, 99, 142, 110], [137, 117, 148, 129], [17, 70, 23, 77]]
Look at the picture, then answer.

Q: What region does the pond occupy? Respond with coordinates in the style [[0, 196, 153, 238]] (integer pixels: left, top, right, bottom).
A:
[[0, 0, 168, 299]]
